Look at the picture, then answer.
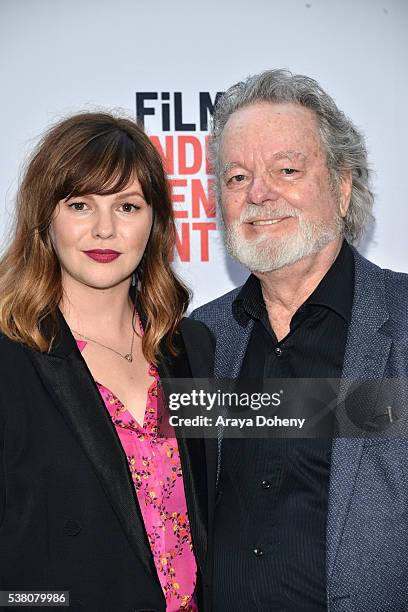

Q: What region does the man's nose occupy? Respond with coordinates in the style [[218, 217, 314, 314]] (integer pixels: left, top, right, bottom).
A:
[[247, 175, 279, 205], [92, 210, 116, 239]]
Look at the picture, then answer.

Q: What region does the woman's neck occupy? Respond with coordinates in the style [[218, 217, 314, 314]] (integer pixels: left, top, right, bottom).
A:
[[59, 273, 135, 340]]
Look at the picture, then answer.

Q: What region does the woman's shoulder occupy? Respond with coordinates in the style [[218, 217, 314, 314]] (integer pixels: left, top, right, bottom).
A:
[[0, 332, 27, 356], [177, 317, 215, 377], [0, 332, 38, 375], [179, 317, 215, 350]]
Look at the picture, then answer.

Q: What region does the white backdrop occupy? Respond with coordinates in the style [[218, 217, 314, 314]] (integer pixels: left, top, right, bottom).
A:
[[1, 0, 407, 310]]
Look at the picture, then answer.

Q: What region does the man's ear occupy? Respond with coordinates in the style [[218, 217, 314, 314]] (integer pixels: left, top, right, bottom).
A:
[[339, 170, 352, 217]]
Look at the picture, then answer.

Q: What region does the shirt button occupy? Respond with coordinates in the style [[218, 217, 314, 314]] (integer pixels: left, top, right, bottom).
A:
[[253, 547, 264, 557], [261, 480, 272, 490], [275, 347, 283, 357]]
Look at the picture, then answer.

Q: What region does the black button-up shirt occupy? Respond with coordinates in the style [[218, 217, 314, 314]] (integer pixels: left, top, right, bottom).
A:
[[213, 240, 354, 612]]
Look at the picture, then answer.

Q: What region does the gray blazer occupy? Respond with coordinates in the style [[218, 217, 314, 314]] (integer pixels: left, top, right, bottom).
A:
[[191, 248, 408, 612]]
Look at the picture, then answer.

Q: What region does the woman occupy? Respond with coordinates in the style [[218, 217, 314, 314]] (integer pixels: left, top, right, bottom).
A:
[[0, 112, 216, 611]]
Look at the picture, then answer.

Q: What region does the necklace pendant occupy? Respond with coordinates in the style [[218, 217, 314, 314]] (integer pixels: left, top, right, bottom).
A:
[[124, 354, 133, 362]]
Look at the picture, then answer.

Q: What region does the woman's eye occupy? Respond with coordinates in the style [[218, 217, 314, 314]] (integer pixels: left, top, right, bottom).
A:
[[119, 203, 140, 212], [68, 202, 87, 211]]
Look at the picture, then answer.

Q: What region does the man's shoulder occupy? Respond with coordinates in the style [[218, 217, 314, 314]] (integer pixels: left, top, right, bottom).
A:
[[382, 265, 408, 289], [382, 267, 408, 322], [353, 248, 408, 319], [191, 287, 241, 322], [190, 286, 245, 339], [354, 248, 408, 287]]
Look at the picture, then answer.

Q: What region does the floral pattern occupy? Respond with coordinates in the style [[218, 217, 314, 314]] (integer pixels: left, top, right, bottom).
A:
[[76, 337, 197, 611]]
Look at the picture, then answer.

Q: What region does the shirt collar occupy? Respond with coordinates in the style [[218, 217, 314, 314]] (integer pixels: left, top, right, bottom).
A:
[[233, 240, 354, 325], [304, 239, 354, 323]]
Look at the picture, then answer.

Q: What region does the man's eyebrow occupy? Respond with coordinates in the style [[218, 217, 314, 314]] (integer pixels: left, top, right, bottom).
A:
[[221, 151, 307, 176], [272, 150, 307, 161], [221, 162, 240, 177]]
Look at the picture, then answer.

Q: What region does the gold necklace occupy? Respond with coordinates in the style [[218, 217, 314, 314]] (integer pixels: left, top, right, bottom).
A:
[[71, 309, 137, 362]]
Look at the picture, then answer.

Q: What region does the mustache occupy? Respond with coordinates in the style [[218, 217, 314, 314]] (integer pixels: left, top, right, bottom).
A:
[[240, 203, 300, 223]]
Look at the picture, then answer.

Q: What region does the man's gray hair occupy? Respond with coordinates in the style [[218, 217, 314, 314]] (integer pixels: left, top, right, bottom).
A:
[[211, 69, 374, 244]]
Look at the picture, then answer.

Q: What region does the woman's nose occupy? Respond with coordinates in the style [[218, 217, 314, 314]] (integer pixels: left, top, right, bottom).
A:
[[92, 211, 116, 239]]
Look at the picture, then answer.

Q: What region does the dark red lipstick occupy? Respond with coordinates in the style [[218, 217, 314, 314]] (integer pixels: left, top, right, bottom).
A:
[[83, 249, 121, 263]]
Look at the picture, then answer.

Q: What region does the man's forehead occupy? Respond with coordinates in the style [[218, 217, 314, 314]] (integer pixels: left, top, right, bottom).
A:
[[222, 102, 319, 140], [225, 100, 316, 124]]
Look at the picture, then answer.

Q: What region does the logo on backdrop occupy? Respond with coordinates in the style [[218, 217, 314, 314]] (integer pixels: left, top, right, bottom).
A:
[[136, 92, 223, 263]]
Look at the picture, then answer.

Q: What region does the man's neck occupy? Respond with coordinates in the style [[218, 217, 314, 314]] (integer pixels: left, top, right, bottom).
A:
[[254, 238, 343, 341]]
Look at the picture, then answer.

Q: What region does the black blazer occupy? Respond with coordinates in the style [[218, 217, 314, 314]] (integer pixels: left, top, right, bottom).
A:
[[0, 310, 216, 611]]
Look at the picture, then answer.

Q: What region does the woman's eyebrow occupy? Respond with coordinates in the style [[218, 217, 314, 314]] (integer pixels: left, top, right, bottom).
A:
[[111, 190, 145, 200], [65, 190, 145, 202]]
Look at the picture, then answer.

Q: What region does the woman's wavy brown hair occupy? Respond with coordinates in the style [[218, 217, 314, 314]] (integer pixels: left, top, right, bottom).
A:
[[0, 112, 190, 362]]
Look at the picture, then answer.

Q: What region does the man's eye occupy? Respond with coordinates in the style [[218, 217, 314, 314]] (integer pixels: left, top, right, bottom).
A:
[[228, 174, 246, 184], [119, 203, 140, 212], [68, 202, 87, 211], [281, 168, 298, 175]]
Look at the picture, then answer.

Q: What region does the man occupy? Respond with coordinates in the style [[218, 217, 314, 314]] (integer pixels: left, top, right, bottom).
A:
[[191, 70, 408, 611]]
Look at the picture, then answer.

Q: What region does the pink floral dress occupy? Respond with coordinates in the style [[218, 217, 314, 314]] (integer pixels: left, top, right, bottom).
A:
[[76, 335, 198, 611]]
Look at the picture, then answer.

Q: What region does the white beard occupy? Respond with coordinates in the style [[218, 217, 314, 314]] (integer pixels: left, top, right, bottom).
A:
[[223, 202, 343, 273]]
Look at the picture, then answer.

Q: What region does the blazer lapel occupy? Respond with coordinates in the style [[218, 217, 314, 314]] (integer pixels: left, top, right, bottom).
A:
[[205, 305, 255, 486], [26, 309, 158, 585], [214, 315, 254, 378], [327, 251, 393, 582], [155, 329, 209, 578]]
